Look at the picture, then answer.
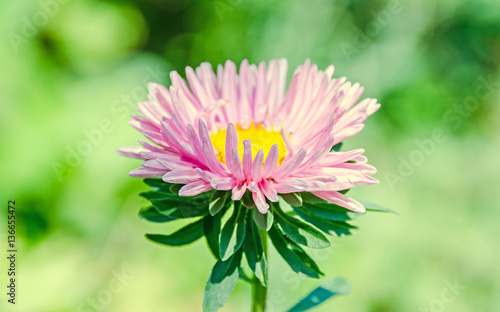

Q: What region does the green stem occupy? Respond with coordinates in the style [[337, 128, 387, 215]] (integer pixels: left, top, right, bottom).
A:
[[251, 228, 268, 312]]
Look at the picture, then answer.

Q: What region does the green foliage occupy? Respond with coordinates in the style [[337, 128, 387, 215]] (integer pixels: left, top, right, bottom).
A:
[[204, 213, 222, 259], [243, 213, 267, 286], [253, 207, 274, 231], [203, 250, 243, 312], [268, 224, 324, 278], [138, 206, 176, 223], [273, 203, 331, 249], [138, 178, 392, 310], [210, 191, 229, 216], [219, 202, 247, 261], [281, 192, 303, 207], [287, 278, 350, 312], [146, 218, 204, 246]]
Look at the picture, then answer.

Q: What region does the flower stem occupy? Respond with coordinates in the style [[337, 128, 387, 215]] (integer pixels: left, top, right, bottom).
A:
[[251, 228, 268, 312]]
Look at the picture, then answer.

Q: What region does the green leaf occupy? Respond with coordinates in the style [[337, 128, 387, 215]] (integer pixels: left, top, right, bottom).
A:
[[143, 178, 174, 193], [293, 206, 357, 237], [281, 193, 303, 207], [139, 191, 174, 201], [203, 250, 243, 312], [330, 142, 343, 152], [360, 201, 398, 214], [243, 213, 267, 286], [146, 218, 204, 246], [204, 213, 222, 259], [287, 278, 350, 312], [219, 202, 247, 261], [273, 203, 330, 249], [210, 191, 229, 216], [268, 225, 323, 278], [300, 193, 358, 221], [138, 206, 176, 223], [253, 208, 274, 231], [150, 191, 212, 219]]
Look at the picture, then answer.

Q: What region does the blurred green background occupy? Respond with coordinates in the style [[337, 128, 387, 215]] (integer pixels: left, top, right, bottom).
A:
[[1, 0, 499, 311]]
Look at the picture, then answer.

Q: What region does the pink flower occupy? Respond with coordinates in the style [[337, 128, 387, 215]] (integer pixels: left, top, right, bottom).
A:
[[117, 59, 380, 214]]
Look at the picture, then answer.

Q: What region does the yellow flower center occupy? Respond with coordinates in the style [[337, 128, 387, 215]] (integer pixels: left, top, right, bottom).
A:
[[210, 123, 288, 165]]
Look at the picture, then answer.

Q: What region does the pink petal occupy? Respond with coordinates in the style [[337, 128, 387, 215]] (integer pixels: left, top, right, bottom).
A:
[[242, 140, 253, 178], [129, 168, 166, 178], [312, 191, 365, 213], [179, 180, 212, 196], [116, 146, 148, 159], [231, 183, 247, 200], [251, 149, 264, 182], [262, 144, 279, 178], [162, 169, 200, 184], [252, 190, 269, 214]]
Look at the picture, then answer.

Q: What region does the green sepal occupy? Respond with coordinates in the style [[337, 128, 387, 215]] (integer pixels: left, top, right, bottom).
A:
[[268, 224, 323, 278], [203, 250, 243, 312], [253, 207, 274, 231], [241, 191, 255, 208], [210, 191, 229, 216], [281, 193, 303, 207], [287, 278, 350, 312], [219, 202, 247, 261], [243, 212, 267, 286], [146, 218, 204, 246], [138, 206, 176, 223], [273, 203, 330, 249]]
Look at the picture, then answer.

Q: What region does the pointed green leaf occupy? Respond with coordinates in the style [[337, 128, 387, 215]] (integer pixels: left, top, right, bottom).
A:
[[146, 218, 204, 246], [273, 203, 330, 249], [287, 278, 350, 312], [268, 225, 323, 278], [253, 208, 274, 231], [204, 213, 222, 259], [138, 206, 176, 223], [281, 193, 303, 207], [210, 191, 229, 216], [203, 251, 243, 312], [243, 213, 267, 286], [293, 206, 357, 237], [219, 202, 247, 261], [359, 201, 398, 214]]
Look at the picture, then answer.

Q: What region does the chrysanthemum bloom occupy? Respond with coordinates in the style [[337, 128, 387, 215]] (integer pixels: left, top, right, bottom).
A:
[[117, 59, 380, 214]]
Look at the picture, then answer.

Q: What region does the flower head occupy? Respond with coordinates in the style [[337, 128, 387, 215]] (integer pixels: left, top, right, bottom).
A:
[[118, 59, 380, 214]]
